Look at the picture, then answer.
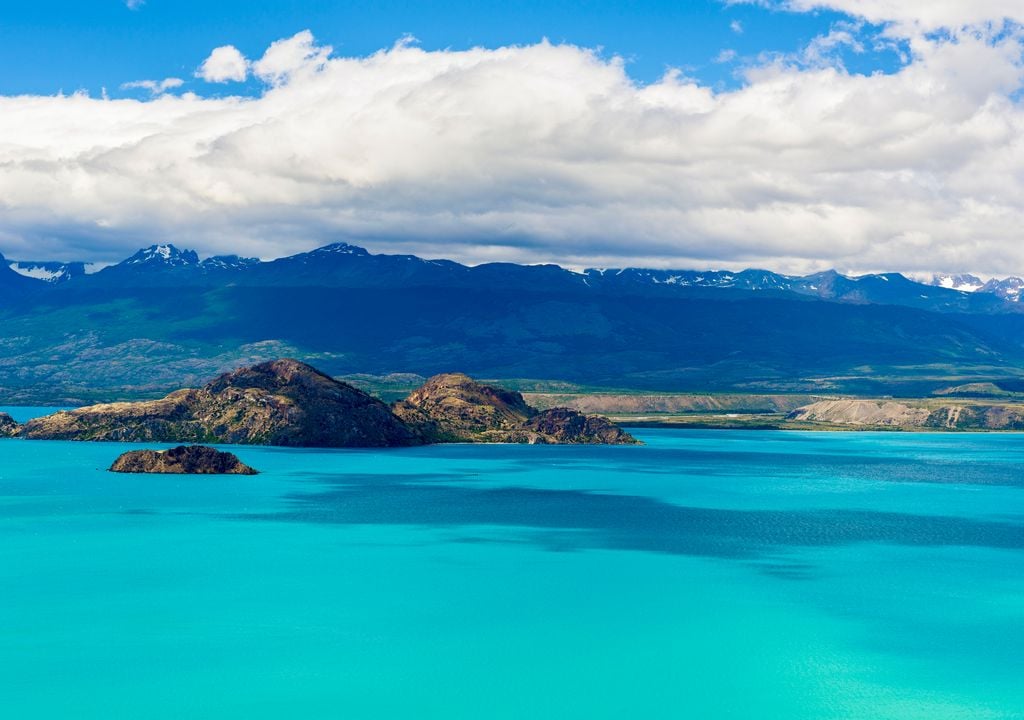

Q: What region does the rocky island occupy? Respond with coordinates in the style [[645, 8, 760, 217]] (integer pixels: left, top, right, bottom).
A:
[[394, 372, 637, 444], [20, 359, 421, 447], [110, 445, 258, 475], [16, 359, 637, 447]]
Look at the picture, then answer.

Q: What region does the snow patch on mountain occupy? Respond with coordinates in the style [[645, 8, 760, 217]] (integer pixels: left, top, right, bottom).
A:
[[6, 260, 89, 283], [932, 274, 984, 293], [9, 264, 63, 282], [200, 255, 260, 270]]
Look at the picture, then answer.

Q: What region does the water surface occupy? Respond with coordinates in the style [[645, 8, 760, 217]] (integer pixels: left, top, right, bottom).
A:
[[1, 419, 1021, 719]]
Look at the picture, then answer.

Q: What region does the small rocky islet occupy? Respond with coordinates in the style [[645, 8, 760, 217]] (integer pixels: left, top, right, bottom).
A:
[[12, 359, 638, 448], [110, 445, 258, 475]]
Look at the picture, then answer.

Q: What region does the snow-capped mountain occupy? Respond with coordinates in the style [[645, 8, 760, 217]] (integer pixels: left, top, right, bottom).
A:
[[585, 265, 1024, 312], [980, 277, 1024, 302], [83, 245, 263, 287], [926, 274, 1024, 302], [6, 239, 1024, 312], [121, 244, 200, 267]]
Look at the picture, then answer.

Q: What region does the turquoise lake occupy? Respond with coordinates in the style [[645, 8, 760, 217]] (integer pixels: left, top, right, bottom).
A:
[[1, 414, 1022, 719]]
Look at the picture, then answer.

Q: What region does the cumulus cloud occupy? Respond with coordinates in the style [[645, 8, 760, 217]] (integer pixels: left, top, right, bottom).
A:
[[197, 45, 249, 83], [120, 77, 184, 96], [252, 30, 332, 86], [1, 21, 1024, 276]]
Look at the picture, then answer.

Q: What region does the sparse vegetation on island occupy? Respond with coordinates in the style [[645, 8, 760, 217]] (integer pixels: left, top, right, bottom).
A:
[[11, 359, 637, 447]]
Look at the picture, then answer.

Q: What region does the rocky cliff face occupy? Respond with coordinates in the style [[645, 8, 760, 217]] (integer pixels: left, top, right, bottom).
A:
[[109, 445, 258, 474], [788, 399, 1024, 430], [22, 359, 422, 447], [394, 373, 638, 444], [0, 412, 19, 437]]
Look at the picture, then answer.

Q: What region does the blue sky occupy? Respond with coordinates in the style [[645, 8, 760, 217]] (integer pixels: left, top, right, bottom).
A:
[[0, 1, 1023, 276], [0, 0, 899, 95]]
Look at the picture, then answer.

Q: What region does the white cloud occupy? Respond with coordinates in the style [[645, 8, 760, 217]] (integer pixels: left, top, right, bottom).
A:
[[120, 77, 185, 96], [732, 1, 1024, 34], [252, 30, 332, 86], [197, 45, 249, 83], [1, 27, 1024, 276], [731, 20, 744, 34], [126, 0, 144, 9], [715, 49, 738, 63]]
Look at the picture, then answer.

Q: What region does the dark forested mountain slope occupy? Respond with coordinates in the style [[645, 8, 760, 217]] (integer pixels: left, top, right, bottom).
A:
[[2, 242, 1024, 401]]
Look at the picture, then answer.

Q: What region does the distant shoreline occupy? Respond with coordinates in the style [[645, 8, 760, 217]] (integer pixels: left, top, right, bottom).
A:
[[619, 418, 1024, 433]]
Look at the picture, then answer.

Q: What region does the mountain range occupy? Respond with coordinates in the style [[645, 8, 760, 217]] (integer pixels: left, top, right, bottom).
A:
[[6, 242, 1024, 307], [4, 241, 1024, 402]]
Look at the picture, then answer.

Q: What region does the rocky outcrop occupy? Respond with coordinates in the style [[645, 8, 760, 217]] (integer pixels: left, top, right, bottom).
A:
[[22, 359, 421, 447], [110, 445, 257, 475], [520, 407, 638, 444], [394, 373, 638, 444], [0, 412, 19, 437], [393, 373, 537, 442]]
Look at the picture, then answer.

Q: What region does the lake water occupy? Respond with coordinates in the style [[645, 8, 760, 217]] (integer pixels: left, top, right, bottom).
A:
[[1, 412, 1022, 719]]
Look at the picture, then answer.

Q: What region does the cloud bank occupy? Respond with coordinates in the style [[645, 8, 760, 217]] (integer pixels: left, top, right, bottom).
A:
[[1, 12, 1024, 275]]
